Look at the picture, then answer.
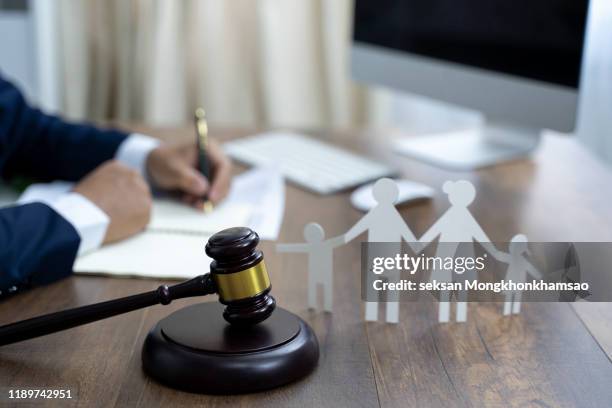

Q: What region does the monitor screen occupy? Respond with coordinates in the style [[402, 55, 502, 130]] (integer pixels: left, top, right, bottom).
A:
[[353, 0, 589, 88]]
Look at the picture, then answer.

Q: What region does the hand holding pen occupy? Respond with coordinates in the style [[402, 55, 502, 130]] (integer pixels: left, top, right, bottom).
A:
[[146, 110, 233, 209]]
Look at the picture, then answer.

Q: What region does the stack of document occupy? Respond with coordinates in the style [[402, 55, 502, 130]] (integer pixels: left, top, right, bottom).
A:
[[18, 167, 285, 280]]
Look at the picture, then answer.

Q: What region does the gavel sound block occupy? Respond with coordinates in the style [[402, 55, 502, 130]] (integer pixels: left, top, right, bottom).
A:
[[142, 227, 319, 394], [0, 227, 319, 395]]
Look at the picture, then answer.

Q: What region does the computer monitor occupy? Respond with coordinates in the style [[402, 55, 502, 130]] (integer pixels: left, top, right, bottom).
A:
[[351, 0, 591, 169]]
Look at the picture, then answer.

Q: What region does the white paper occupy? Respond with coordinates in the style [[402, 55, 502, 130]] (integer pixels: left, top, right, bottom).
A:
[[225, 166, 285, 240]]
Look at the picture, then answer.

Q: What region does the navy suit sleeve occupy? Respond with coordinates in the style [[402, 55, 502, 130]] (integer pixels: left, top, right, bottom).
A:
[[0, 75, 128, 182], [0, 75, 130, 295], [0, 203, 80, 296]]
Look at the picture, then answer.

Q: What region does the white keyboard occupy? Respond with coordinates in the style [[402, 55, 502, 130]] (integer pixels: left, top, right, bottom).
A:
[[224, 132, 394, 195]]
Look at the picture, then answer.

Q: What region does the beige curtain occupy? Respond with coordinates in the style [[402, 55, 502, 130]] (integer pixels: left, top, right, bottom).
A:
[[55, 0, 385, 129]]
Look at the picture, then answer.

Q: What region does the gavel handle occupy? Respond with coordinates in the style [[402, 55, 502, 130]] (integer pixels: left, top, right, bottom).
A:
[[0, 274, 216, 346]]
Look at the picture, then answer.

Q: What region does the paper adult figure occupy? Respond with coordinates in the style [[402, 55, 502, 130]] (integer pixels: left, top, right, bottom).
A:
[[276, 223, 344, 312], [344, 178, 421, 323], [492, 234, 543, 315], [419, 180, 500, 323]]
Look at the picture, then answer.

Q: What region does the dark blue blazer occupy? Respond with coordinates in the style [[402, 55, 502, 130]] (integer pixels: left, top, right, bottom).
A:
[[0, 75, 128, 297]]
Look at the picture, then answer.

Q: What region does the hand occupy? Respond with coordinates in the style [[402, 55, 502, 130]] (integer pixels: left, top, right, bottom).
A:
[[146, 139, 232, 207], [74, 160, 152, 244]]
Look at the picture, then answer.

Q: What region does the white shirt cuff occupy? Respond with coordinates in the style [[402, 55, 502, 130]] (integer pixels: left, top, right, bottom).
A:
[[115, 133, 160, 176], [47, 193, 110, 256]]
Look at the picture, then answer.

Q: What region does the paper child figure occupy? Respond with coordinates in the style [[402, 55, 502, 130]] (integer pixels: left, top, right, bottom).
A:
[[276, 223, 344, 312], [492, 234, 542, 315], [345, 178, 421, 323], [419, 180, 499, 323]]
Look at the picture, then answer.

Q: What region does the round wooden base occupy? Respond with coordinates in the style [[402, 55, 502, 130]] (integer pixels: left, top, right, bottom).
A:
[[142, 302, 319, 394]]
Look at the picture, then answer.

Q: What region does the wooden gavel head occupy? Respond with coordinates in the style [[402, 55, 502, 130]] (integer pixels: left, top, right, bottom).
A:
[[206, 227, 276, 325]]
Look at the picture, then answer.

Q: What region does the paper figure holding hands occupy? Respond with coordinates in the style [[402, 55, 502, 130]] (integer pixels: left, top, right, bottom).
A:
[[491, 234, 542, 315], [344, 178, 421, 323], [419, 180, 499, 323], [276, 223, 344, 312]]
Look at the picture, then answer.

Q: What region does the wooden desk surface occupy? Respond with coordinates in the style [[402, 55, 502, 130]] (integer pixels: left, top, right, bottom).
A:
[[1, 127, 612, 407]]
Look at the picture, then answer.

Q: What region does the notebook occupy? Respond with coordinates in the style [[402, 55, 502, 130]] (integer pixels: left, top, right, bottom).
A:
[[19, 167, 285, 280]]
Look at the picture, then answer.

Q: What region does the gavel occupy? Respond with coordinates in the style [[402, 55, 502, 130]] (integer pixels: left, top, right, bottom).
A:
[[0, 227, 275, 346]]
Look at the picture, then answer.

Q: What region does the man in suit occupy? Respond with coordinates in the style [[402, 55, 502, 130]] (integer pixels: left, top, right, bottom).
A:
[[0, 74, 232, 297]]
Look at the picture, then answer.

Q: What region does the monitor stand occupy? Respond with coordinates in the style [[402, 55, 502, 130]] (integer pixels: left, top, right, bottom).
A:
[[392, 123, 540, 170]]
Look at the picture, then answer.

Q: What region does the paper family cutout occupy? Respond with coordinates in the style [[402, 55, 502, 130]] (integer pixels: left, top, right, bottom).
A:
[[276, 178, 542, 324]]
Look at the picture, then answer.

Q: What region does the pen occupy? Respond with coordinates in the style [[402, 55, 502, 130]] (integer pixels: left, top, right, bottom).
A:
[[194, 108, 214, 213]]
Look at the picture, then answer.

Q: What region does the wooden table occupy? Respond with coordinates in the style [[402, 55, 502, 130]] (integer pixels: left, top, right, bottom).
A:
[[1, 127, 612, 407]]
